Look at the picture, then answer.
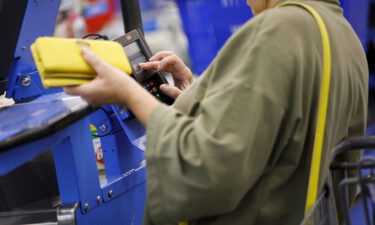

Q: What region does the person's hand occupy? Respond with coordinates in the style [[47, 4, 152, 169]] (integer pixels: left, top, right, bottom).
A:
[[0, 96, 14, 108], [64, 48, 160, 126], [138, 51, 193, 99], [64, 48, 134, 107]]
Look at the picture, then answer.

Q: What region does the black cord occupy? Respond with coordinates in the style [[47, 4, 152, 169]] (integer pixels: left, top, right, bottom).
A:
[[92, 107, 116, 138], [82, 33, 109, 40]]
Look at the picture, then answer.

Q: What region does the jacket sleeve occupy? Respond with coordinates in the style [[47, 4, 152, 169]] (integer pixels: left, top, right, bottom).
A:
[[145, 86, 285, 224]]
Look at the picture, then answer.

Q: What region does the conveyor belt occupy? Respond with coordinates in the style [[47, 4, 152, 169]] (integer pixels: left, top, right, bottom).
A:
[[0, 97, 95, 152]]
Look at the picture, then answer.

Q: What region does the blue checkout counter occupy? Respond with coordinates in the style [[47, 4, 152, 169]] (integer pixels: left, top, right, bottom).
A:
[[0, 93, 146, 225]]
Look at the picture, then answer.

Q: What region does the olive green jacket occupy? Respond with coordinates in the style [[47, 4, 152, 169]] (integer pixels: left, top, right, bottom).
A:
[[144, 0, 368, 224]]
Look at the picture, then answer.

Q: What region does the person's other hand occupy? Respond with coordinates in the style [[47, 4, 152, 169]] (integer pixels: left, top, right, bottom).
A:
[[0, 96, 14, 108], [64, 48, 134, 107], [138, 51, 193, 98]]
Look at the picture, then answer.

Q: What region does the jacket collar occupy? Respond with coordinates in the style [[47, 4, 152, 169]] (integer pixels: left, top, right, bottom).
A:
[[273, 0, 340, 7]]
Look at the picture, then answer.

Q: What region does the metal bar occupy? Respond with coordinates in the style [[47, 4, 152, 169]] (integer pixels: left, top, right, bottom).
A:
[[0, 209, 56, 218], [119, 0, 144, 36], [330, 160, 375, 170], [331, 136, 375, 160]]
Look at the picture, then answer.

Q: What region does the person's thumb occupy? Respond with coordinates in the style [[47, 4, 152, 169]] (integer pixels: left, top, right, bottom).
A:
[[81, 48, 109, 74], [159, 84, 181, 99], [64, 86, 82, 96]]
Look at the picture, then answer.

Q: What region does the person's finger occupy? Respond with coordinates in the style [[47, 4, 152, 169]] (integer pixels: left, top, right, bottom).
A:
[[63, 80, 96, 96], [159, 84, 181, 99], [149, 51, 175, 61], [81, 48, 110, 74], [158, 55, 184, 72], [138, 61, 160, 70], [64, 86, 82, 96]]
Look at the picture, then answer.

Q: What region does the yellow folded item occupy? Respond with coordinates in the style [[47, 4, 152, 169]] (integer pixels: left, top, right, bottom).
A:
[[31, 37, 132, 88]]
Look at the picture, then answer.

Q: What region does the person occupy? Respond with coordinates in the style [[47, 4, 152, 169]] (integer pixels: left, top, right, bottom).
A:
[[64, 0, 369, 224]]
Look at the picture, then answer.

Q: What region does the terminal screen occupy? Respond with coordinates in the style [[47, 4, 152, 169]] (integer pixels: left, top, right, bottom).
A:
[[123, 41, 153, 83]]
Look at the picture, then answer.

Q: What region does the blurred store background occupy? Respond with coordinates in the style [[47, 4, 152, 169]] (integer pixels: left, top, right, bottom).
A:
[[54, 0, 189, 67], [53, 0, 374, 125]]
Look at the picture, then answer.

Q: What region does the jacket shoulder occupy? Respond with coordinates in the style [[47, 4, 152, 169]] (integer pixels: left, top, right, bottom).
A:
[[239, 5, 320, 39]]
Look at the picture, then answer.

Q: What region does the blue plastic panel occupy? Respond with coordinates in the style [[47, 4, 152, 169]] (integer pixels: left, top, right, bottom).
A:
[[175, 0, 252, 74], [6, 0, 62, 101], [340, 0, 369, 50], [0, 101, 147, 224]]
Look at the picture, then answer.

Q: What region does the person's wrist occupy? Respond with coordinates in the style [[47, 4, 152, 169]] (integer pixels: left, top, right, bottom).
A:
[[115, 75, 133, 106]]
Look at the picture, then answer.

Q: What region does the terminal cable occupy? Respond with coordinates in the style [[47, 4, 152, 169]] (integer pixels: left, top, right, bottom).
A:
[[82, 33, 109, 40]]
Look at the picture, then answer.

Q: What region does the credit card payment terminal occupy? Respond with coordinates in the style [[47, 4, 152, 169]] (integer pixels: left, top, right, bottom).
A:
[[115, 29, 175, 105]]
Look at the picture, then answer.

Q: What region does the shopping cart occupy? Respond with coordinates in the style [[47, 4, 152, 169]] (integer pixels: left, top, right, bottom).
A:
[[301, 136, 375, 225]]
